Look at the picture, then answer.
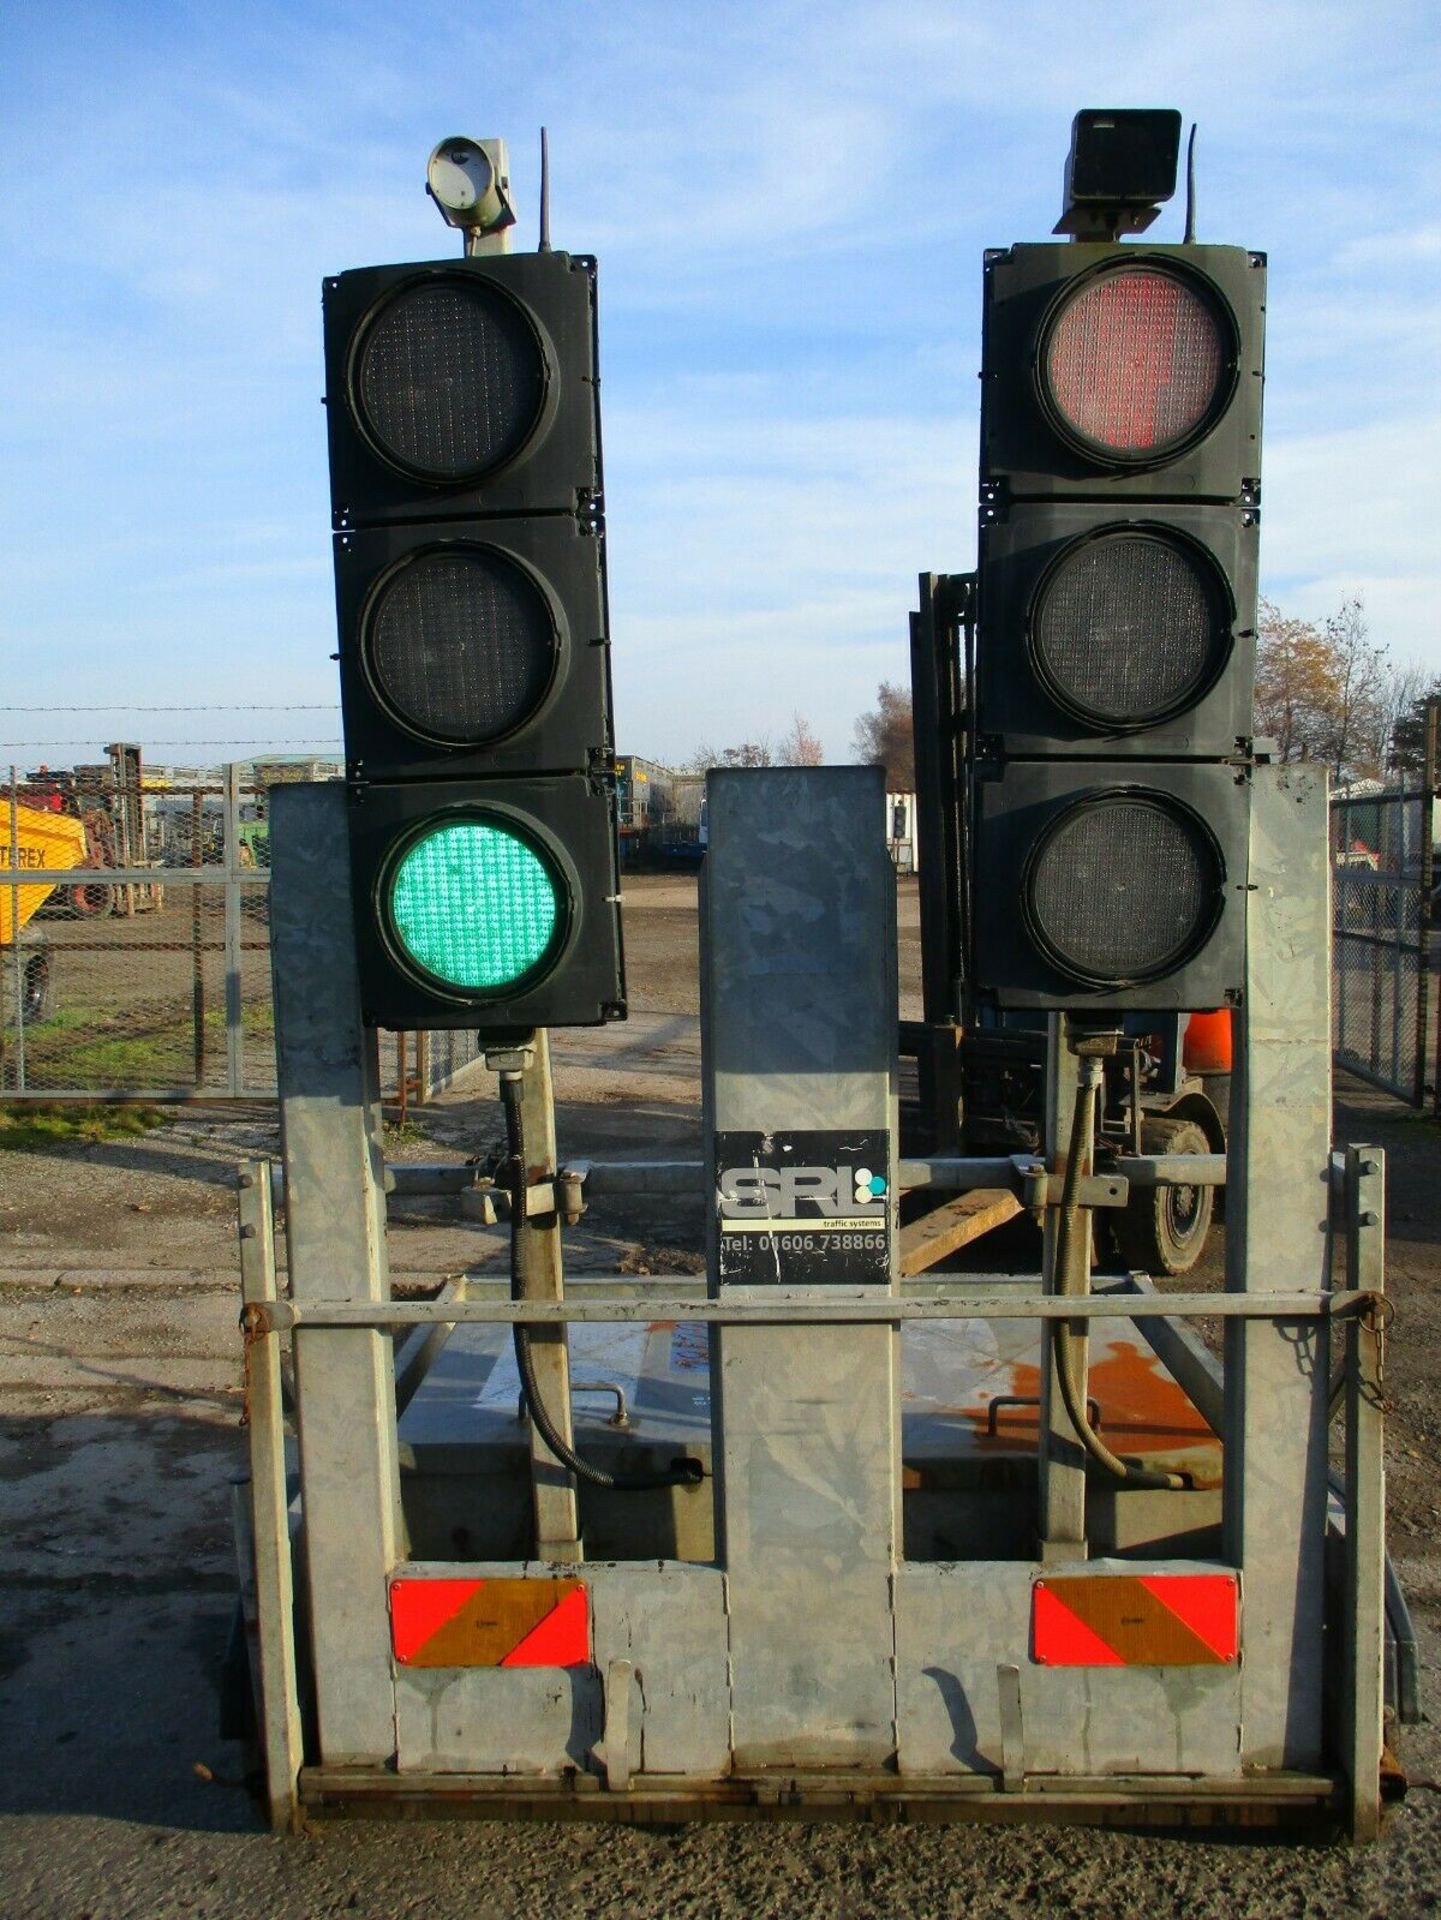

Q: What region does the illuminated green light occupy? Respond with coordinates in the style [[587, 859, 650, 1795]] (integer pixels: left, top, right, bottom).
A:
[[387, 818, 561, 991]]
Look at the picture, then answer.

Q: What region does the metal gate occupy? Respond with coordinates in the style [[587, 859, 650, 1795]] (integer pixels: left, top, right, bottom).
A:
[[1331, 765, 1438, 1109]]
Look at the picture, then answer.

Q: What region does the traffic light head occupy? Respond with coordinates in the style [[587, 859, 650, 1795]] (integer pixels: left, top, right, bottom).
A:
[[322, 243, 625, 1034], [970, 235, 1264, 1012], [976, 502, 1257, 758]]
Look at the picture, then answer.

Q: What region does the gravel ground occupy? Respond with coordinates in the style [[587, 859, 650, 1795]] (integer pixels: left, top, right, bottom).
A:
[[2, 873, 1439, 1918]]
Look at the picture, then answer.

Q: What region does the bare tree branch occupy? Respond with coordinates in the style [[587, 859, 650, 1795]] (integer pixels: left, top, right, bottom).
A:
[[852, 682, 915, 789]]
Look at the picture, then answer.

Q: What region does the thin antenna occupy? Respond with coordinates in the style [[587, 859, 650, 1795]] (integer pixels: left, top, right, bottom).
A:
[[539, 126, 552, 251], [1183, 122, 1198, 243]]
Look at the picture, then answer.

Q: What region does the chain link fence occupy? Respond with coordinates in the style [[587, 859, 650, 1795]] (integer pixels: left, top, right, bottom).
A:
[[1331, 778, 1438, 1109], [15, 748, 1435, 1112], [2, 758, 483, 1103]]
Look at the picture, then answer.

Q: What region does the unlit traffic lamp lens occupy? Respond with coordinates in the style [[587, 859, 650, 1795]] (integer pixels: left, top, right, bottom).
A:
[[351, 275, 549, 483], [382, 815, 566, 996], [362, 544, 558, 746], [1039, 263, 1234, 462], [1029, 527, 1231, 730], [1023, 792, 1225, 988]]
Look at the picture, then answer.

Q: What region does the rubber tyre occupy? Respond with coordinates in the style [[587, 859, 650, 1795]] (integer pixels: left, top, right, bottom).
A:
[[69, 879, 115, 917], [22, 951, 52, 1024], [1114, 1116, 1214, 1277]]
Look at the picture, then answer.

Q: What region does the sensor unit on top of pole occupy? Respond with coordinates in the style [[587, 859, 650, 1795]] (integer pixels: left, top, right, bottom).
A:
[[426, 136, 517, 253], [1054, 108, 1182, 241]]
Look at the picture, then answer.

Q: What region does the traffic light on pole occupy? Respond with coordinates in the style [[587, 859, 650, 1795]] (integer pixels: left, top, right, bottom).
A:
[[321, 250, 626, 1033], [969, 123, 1265, 1013]]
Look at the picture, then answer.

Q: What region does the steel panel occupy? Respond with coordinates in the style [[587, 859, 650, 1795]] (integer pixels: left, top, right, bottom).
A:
[[895, 1563, 1242, 1779], [1224, 766, 1332, 1769], [390, 1561, 728, 1778], [589, 1567, 731, 1777], [270, 781, 402, 1765], [702, 768, 900, 1767], [395, 1664, 602, 1774]]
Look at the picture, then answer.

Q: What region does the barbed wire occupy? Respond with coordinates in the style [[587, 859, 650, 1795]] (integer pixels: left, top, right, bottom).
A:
[[1, 738, 343, 749], [2, 704, 338, 713]]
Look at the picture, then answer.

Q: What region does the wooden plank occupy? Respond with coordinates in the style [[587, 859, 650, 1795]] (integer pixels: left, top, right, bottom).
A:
[[898, 1189, 1023, 1276]]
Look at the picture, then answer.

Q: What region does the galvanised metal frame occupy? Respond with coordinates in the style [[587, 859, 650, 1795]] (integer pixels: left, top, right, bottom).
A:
[[238, 768, 1389, 1839]]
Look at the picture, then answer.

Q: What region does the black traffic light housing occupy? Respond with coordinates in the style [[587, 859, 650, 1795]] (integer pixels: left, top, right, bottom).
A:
[[971, 760, 1251, 1012], [334, 516, 611, 782], [975, 501, 1258, 757], [969, 228, 1265, 1014], [981, 244, 1264, 502], [322, 253, 601, 528], [322, 247, 625, 1034], [345, 777, 624, 1032]]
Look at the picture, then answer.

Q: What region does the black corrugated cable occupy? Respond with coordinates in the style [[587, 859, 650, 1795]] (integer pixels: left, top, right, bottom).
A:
[[1054, 1059, 1186, 1493], [500, 1071, 703, 1493]]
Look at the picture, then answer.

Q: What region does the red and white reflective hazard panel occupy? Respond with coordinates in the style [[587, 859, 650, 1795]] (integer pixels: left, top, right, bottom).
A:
[[1032, 1572, 1238, 1667], [389, 1577, 590, 1669]]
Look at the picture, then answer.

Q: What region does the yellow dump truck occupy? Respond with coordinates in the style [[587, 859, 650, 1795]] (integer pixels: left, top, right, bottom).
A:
[[2, 804, 87, 1025]]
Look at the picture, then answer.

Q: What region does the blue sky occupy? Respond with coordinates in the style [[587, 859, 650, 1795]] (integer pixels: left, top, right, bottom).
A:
[[2, 0, 1438, 770]]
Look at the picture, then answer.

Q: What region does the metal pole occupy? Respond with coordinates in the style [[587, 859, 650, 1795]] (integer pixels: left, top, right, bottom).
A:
[[1390, 782, 1406, 1093], [1337, 794, 1351, 1070], [269, 781, 400, 1764], [1422, 699, 1439, 1114], [6, 768, 26, 1092], [1368, 858, 1384, 1094], [223, 763, 244, 1097], [1225, 766, 1333, 1771], [114, 747, 136, 919], [910, 574, 964, 1027], [511, 1030, 582, 1560], [191, 786, 206, 1088], [1038, 1012, 1086, 1560], [1342, 1143, 1386, 1843]]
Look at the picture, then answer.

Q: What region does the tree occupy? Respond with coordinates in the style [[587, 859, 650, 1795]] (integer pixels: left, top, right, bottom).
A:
[[1321, 598, 1390, 781], [1390, 681, 1441, 778], [1253, 595, 1416, 783], [777, 713, 824, 766], [1253, 598, 1339, 766], [852, 682, 915, 790], [684, 740, 773, 771]]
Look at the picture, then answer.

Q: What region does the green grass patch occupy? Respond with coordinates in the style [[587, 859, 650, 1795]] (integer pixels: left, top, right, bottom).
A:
[[0, 1101, 170, 1150], [7, 993, 275, 1089]]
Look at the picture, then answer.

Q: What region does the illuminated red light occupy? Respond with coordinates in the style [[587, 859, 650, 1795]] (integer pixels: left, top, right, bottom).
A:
[[1044, 268, 1224, 456]]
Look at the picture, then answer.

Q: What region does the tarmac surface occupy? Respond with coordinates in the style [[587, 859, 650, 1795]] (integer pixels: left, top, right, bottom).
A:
[[3, 875, 1440, 1917]]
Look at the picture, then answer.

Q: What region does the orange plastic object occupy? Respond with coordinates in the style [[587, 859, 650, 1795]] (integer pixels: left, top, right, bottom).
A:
[[1183, 1008, 1233, 1074]]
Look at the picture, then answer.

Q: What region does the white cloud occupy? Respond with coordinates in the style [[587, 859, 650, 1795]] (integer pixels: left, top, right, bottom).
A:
[[1, 0, 1437, 769], [1263, 413, 1441, 668]]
